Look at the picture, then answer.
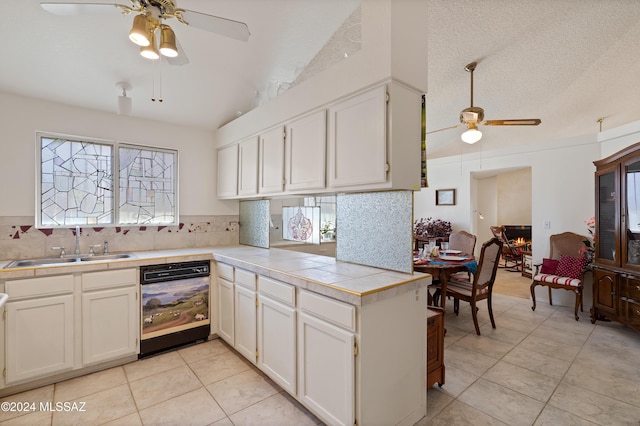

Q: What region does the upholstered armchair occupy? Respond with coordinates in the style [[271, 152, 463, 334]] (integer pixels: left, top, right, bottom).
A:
[[530, 232, 590, 320]]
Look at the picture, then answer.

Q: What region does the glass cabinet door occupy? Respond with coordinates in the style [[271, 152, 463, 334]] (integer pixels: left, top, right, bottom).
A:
[[596, 165, 618, 265], [623, 158, 640, 269]]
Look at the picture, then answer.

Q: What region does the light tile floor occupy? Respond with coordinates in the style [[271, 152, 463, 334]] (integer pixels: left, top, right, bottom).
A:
[[1, 292, 640, 425], [0, 339, 321, 426], [422, 292, 640, 426]]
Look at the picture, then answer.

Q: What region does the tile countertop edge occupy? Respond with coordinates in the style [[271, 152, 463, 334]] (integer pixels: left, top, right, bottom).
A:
[[0, 246, 432, 305], [212, 248, 431, 306]]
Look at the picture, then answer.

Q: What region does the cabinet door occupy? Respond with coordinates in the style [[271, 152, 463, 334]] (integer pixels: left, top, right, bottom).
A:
[[6, 295, 74, 384], [82, 287, 137, 365], [238, 137, 259, 196], [259, 126, 285, 194], [592, 268, 618, 316], [258, 295, 296, 394], [622, 156, 640, 271], [217, 144, 239, 198], [595, 164, 619, 265], [234, 284, 256, 362], [328, 86, 387, 189], [298, 311, 354, 426], [217, 277, 234, 345], [285, 110, 327, 192]]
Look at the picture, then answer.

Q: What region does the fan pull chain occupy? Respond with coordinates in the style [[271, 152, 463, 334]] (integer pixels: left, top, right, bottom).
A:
[[151, 60, 156, 102]]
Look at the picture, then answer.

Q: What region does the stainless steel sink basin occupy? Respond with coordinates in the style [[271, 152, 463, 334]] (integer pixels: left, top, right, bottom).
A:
[[4, 253, 135, 268], [5, 257, 80, 268], [79, 253, 135, 262]]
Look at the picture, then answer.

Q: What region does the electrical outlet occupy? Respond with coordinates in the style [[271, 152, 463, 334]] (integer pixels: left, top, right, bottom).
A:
[[544, 221, 551, 229], [228, 222, 239, 231]]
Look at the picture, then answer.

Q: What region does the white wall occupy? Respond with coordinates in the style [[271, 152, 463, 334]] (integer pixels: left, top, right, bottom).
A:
[[0, 91, 237, 217]]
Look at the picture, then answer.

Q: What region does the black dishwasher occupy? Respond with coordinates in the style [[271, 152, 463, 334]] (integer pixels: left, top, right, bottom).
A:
[[139, 260, 210, 357]]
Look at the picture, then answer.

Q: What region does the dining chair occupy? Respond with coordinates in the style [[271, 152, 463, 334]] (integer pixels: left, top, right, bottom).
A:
[[443, 237, 503, 335], [530, 232, 589, 320], [448, 231, 477, 256], [448, 231, 477, 280]]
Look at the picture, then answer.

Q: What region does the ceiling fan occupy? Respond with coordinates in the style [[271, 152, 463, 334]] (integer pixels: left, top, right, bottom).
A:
[[40, 0, 251, 66], [428, 61, 541, 144]]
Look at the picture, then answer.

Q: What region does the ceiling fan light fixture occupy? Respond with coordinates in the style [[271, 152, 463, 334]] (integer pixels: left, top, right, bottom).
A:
[[159, 25, 178, 58], [140, 32, 160, 60], [129, 14, 151, 47], [461, 123, 482, 144]]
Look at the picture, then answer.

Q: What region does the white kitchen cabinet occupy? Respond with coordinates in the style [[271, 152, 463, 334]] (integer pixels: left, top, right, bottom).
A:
[[285, 110, 327, 192], [328, 85, 387, 189], [234, 269, 257, 362], [81, 269, 138, 365], [238, 136, 259, 196], [257, 276, 296, 394], [217, 144, 238, 198], [5, 275, 75, 384], [259, 126, 285, 194], [217, 276, 235, 345], [297, 290, 355, 426]]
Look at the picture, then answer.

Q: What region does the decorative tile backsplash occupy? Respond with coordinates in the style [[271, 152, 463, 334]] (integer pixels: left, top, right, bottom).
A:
[[0, 215, 239, 260]]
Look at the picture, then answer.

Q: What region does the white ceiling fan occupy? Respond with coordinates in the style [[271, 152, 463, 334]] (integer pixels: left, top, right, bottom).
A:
[[428, 61, 541, 144], [40, 0, 251, 66]]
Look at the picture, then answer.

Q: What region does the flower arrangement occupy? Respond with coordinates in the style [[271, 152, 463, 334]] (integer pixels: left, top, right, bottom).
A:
[[414, 217, 452, 237], [580, 216, 596, 270]]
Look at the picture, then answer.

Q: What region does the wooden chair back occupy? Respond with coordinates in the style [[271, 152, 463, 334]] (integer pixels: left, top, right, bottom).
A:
[[448, 231, 477, 255]]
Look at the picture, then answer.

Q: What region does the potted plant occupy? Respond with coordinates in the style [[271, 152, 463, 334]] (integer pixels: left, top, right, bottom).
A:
[[414, 217, 452, 238], [321, 221, 335, 241]]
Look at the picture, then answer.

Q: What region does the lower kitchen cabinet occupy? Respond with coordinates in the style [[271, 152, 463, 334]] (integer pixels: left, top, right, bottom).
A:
[[81, 269, 138, 365], [298, 310, 355, 426], [5, 275, 75, 384], [217, 277, 235, 345], [233, 268, 257, 362], [257, 276, 296, 394]]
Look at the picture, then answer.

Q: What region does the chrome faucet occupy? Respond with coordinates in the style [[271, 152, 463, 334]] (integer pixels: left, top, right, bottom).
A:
[[75, 225, 81, 256]]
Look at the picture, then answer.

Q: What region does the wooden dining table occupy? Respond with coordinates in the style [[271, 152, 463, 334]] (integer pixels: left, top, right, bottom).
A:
[[413, 254, 477, 311]]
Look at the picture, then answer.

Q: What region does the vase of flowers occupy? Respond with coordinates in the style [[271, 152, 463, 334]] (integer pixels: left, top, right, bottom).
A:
[[414, 217, 452, 238]]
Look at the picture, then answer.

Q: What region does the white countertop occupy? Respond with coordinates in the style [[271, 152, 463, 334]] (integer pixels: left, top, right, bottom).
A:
[[0, 245, 430, 306]]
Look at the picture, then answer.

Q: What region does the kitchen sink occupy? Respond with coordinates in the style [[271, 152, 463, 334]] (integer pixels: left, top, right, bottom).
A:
[[79, 253, 135, 262], [4, 253, 135, 268], [5, 257, 80, 268]]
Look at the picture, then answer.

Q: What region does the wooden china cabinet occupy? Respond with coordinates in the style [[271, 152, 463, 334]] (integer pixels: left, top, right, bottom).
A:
[[591, 142, 640, 332]]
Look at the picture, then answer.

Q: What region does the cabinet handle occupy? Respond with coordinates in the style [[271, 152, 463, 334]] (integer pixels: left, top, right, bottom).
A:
[[636, 285, 640, 291]]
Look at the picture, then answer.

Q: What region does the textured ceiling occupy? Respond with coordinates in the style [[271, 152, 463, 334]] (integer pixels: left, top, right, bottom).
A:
[[2, 0, 640, 160], [425, 0, 640, 158]]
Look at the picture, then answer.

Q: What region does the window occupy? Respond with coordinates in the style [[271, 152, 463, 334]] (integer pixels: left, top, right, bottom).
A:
[[37, 133, 178, 227]]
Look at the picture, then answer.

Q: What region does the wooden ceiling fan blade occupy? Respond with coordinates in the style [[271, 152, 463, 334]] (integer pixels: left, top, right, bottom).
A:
[[40, 2, 123, 15], [426, 124, 462, 135], [179, 9, 250, 42], [482, 119, 541, 126]]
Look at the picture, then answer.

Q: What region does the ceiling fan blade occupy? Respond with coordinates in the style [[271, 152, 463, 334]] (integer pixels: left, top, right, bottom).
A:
[[166, 38, 189, 66], [179, 9, 250, 42], [40, 2, 123, 15], [482, 119, 542, 126], [426, 124, 462, 135]]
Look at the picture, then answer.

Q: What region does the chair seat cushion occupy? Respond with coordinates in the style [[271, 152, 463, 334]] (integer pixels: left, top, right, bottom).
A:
[[533, 273, 582, 287]]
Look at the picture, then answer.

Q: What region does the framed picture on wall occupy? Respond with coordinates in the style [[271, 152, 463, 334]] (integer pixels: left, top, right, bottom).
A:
[[436, 189, 456, 206]]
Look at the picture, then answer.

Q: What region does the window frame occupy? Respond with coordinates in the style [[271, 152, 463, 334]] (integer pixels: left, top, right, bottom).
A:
[[36, 132, 179, 228]]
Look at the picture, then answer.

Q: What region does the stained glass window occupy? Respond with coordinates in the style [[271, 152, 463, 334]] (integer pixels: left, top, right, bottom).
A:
[[37, 133, 177, 227], [119, 146, 177, 225]]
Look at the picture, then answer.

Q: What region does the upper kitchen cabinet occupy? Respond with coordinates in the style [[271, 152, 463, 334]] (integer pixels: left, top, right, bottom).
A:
[[259, 126, 285, 195], [285, 110, 327, 192], [216, 81, 422, 199], [328, 82, 421, 191], [238, 137, 259, 196], [328, 86, 387, 189], [217, 144, 238, 199]]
